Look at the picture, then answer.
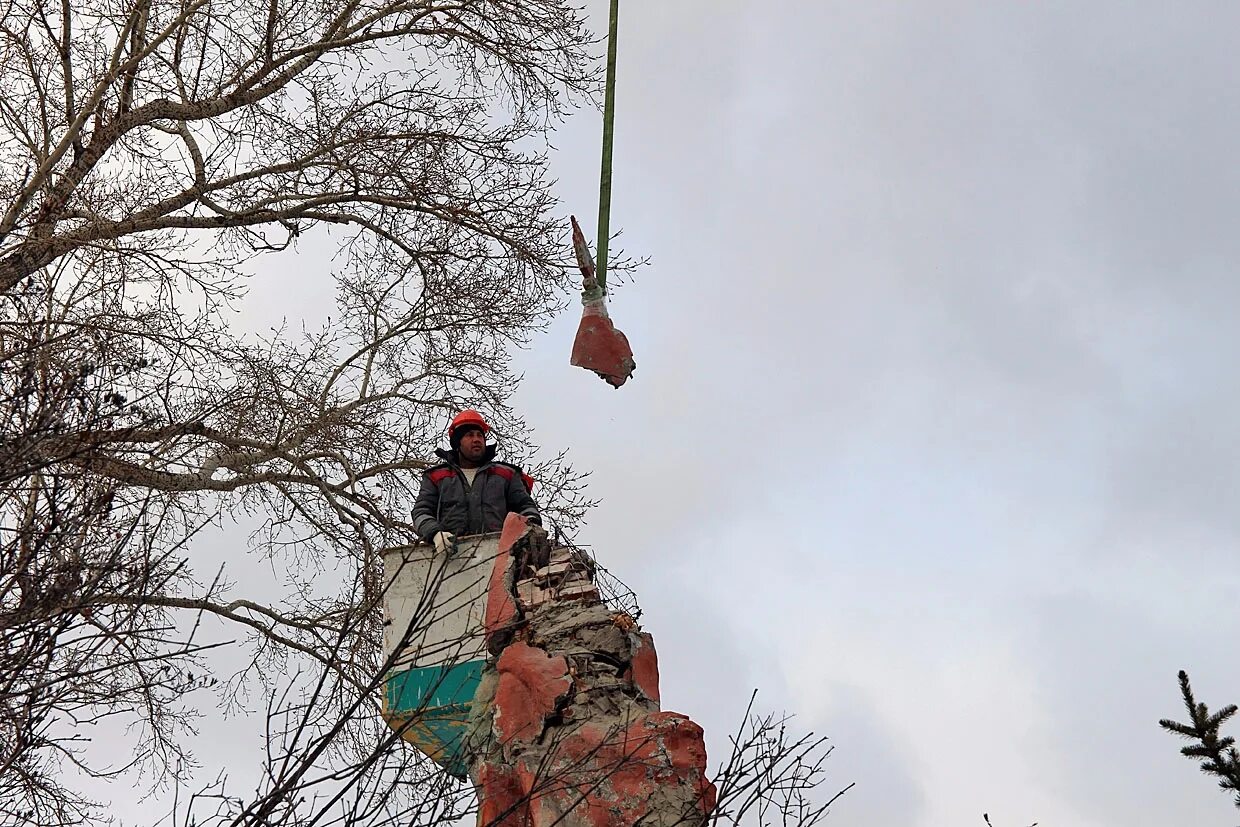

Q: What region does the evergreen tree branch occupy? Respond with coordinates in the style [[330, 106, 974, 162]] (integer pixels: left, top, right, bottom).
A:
[[1159, 669, 1240, 808]]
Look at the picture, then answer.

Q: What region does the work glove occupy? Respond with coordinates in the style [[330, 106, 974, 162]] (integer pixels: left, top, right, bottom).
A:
[[432, 531, 456, 554]]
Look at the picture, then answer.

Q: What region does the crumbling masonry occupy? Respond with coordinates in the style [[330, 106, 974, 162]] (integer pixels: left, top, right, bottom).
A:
[[466, 515, 716, 826]]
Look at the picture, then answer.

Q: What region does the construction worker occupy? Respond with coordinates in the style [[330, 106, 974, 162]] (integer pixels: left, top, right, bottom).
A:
[[412, 410, 542, 552]]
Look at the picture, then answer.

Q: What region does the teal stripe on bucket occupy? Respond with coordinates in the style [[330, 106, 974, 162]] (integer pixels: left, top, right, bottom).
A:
[[384, 661, 486, 779], [385, 660, 485, 714]]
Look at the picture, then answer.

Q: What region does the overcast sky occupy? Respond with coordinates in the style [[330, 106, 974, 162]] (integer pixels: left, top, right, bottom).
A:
[[128, 3, 1240, 825], [502, 2, 1240, 825]]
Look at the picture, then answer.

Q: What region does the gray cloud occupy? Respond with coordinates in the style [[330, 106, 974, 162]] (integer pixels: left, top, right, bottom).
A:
[[99, 2, 1240, 823], [518, 2, 1240, 823]]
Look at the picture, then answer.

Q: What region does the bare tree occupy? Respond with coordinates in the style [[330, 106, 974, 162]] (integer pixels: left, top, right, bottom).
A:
[[710, 694, 853, 827], [1, 3, 847, 825], [1, 0, 597, 822]]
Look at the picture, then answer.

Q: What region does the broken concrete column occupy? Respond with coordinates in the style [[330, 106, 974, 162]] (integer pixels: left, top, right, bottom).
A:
[[467, 515, 716, 826]]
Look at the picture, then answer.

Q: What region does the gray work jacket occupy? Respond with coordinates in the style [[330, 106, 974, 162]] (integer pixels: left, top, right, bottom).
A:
[[411, 446, 541, 541]]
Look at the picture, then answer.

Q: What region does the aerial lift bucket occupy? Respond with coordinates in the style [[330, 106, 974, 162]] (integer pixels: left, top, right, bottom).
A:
[[569, 216, 635, 388]]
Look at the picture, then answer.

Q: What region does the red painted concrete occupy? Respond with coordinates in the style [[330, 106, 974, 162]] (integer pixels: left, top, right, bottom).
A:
[[472, 526, 715, 825], [476, 763, 531, 827], [493, 642, 571, 744], [476, 708, 715, 825], [626, 632, 660, 704], [570, 303, 636, 388], [642, 713, 717, 813], [609, 715, 702, 794], [484, 514, 528, 653], [487, 711, 714, 824]]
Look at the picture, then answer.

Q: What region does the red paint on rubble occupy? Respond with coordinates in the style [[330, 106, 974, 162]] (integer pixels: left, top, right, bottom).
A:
[[647, 713, 717, 813], [530, 778, 618, 827], [494, 642, 572, 743], [484, 514, 529, 653], [475, 703, 716, 825], [471, 511, 715, 824], [604, 721, 661, 802], [611, 714, 710, 799], [531, 713, 715, 823], [477, 763, 532, 827], [544, 723, 652, 824], [625, 632, 660, 704]]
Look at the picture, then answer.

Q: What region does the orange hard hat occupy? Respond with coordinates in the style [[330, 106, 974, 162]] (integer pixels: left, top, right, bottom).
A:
[[448, 409, 491, 440]]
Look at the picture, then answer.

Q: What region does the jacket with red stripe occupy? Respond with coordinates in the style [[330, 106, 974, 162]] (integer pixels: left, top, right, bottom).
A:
[[411, 446, 541, 541]]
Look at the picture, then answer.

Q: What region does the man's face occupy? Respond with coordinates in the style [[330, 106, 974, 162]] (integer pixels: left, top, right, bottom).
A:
[[458, 428, 487, 464]]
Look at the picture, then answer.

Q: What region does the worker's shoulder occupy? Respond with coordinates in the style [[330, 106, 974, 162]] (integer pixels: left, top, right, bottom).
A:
[[488, 462, 536, 491], [424, 463, 456, 485]]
